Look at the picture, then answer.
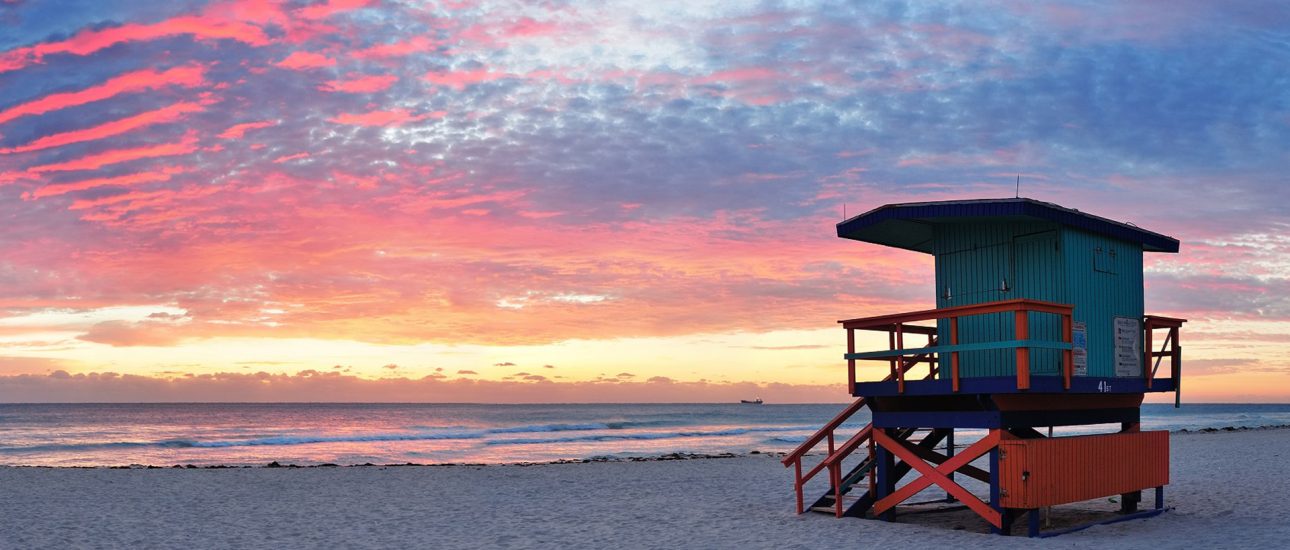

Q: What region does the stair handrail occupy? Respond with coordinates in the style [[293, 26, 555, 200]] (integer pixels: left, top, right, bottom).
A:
[[818, 364, 940, 516], [782, 340, 935, 514]]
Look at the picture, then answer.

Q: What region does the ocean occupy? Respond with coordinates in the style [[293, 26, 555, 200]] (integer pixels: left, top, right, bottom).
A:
[[0, 403, 1287, 467]]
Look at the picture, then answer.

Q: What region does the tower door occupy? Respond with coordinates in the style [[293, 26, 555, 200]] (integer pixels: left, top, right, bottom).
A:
[[1011, 231, 1063, 376]]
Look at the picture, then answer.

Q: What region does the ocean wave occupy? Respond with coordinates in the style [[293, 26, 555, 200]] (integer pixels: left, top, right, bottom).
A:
[[167, 430, 486, 448], [0, 424, 814, 454], [486, 425, 814, 446], [486, 423, 611, 434]]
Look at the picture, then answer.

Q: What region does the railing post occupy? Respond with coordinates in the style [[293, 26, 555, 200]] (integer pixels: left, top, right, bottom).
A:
[[1145, 320, 1155, 389], [847, 328, 856, 395], [867, 435, 876, 499], [794, 460, 804, 514], [950, 316, 960, 393], [831, 464, 843, 517], [895, 323, 905, 393], [1062, 311, 1072, 390], [1014, 309, 1030, 390], [1173, 327, 1182, 408], [827, 433, 835, 456], [888, 329, 897, 383]]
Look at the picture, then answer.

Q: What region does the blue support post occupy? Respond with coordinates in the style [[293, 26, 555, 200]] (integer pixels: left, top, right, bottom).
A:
[[989, 445, 1002, 535], [1028, 509, 1040, 537], [945, 428, 956, 502], [1155, 485, 1164, 509], [876, 429, 895, 521]]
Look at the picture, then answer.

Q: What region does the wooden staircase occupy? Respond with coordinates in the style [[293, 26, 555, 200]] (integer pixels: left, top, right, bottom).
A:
[[782, 340, 939, 518]]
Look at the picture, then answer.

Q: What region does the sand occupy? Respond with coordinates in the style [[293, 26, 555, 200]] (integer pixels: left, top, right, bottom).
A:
[[1, 428, 1287, 549]]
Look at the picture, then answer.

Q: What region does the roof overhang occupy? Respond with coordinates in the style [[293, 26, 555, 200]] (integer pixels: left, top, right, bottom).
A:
[[836, 198, 1180, 254]]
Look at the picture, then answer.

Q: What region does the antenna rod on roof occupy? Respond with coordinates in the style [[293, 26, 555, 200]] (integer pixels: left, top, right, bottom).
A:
[[843, 202, 847, 220], [1016, 175, 1020, 198]]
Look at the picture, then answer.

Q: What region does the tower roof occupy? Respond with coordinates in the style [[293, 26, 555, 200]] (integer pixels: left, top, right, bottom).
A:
[[836, 198, 1179, 254]]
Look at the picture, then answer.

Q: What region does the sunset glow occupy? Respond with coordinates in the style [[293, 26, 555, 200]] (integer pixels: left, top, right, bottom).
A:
[[1, 1, 1287, 402]]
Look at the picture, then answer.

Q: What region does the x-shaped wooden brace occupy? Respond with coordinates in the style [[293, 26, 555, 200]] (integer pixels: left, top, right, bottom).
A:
[[872, 429, 1002, 528]]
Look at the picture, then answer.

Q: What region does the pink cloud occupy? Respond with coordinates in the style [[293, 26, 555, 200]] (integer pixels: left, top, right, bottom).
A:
[[27, 133, 200, 173], [319, 74, 398, 93], [424, 69, 507, 90], [272, 152, 310, 163], [0, 101, 205, 155], [353, 36, 440, 59], [218, 120, 278, 139], [0, 16, 268, 74], [27, 165, 187, 199], [275, 51, 336, 70], [0, 64, 206, 125]]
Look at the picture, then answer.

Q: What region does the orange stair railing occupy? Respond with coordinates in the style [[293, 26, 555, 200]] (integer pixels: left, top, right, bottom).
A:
[[781, 341, 936, 515]]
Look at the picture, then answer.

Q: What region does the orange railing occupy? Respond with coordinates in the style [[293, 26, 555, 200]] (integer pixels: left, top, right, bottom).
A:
[[840, 299, 1075, 393], [1144, 315, 1186, 406]]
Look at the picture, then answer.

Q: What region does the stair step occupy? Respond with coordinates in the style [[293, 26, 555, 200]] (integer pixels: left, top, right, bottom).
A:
[[816, 494, 860, 505]]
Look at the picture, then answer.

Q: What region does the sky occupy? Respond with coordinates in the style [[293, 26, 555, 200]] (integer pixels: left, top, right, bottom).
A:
[[0, 0, 1288, 403]]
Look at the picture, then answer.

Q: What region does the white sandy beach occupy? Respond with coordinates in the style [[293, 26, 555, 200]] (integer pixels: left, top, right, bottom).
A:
[[0, 428, 1286, 549]]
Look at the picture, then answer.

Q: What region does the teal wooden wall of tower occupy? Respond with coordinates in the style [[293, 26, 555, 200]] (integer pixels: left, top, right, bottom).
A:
[[926, 219, 1145, 380]]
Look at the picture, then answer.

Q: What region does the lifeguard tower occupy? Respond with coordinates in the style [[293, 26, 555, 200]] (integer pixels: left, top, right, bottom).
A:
[[782, 198, 1185, 537]]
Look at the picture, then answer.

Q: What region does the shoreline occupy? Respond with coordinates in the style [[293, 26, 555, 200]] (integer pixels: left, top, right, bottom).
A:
[[2, 427, 1287, 548], [4, 424, 1288, 470]]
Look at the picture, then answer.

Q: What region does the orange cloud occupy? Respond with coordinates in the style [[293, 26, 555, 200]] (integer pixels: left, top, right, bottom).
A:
[[0, 101, 205, 155], [0, 65, 207, 126], [327, 109, 445, 126], [218, 120, 278, 139], [275, 51, 336, 70], [27, 134, 200, 173], [319, 74, 399, 93], [0, 16, 268, 74]]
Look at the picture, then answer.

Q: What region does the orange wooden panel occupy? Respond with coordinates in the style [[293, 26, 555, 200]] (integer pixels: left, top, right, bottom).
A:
[[998, 431, 1168, 508]]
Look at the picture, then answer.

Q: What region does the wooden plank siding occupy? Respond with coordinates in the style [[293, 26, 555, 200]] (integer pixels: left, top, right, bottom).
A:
[[928, 220, 1145, 381], [1061, 230, 1144, 378], [933, 221, 1062, 379]]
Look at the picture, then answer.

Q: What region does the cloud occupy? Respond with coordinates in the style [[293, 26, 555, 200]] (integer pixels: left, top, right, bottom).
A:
[[27, 165, 186, 199], [0, 65, 206, 125], [326, 109, 444, 126], [27, 134, 199, 173], [275, 51, 336, 70], [218, 120, 278, 139], [0, 101, 204, 154], [0, 0, 1285, 401], [493, 362, 516, 367], [319, 74, 399, 93], [0, 15, 268, 74], [75, 320, 186, 347], [0, 356, 71, 375]]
